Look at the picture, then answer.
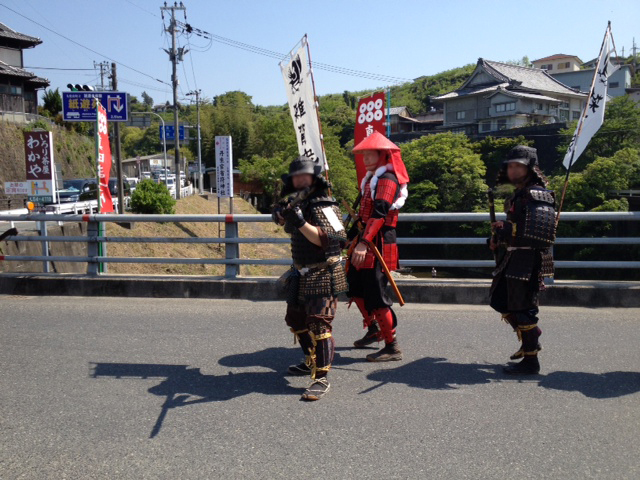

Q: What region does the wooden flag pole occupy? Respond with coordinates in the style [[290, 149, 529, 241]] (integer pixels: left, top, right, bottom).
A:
[[304, 35, 330, 185], [557, 23, 612, 225]]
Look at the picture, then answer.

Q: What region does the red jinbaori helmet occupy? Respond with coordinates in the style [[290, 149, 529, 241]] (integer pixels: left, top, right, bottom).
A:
[[352, 131, 410, 185]]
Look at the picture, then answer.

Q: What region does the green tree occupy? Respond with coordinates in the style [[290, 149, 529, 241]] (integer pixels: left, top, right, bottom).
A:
[[549, 148, 640, 211], [141, 91, 154, 109], [41, 88, 62, 118], [130, 178, 176, 214], [557, 95, 640, 170], [401, 132, 487, 213]]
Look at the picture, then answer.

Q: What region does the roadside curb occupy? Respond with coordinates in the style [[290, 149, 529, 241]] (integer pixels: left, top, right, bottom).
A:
[[1, 274, 639, 307]]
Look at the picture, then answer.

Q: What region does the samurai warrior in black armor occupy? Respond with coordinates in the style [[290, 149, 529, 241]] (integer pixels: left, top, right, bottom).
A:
[[489, 146, 556, 375], [272, 156, 348, 400]]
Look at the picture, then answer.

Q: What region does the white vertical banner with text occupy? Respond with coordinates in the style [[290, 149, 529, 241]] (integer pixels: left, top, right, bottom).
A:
[[563, 25, 619, 170], [280, 37, 327, 170], [215, 135, 233, 198]]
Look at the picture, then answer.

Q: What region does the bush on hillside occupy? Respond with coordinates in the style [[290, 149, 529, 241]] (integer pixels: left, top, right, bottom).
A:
[[130, 179, 176, 214]]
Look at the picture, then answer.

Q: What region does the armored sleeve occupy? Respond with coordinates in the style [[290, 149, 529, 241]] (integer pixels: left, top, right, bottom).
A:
[[362, 176, 398, 243], [309, 202, 347, 252]]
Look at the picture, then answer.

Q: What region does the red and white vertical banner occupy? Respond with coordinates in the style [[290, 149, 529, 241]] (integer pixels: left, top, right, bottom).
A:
[[354, 91, 386, 184], [24, 130, 56, 202], [95, 101, 114, 213], [280, 36, 327, 171]]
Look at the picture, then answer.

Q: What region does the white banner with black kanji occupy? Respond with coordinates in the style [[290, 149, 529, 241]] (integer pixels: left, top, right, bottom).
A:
[[563, 25, 619, 170], [280, 37, 327, 170]]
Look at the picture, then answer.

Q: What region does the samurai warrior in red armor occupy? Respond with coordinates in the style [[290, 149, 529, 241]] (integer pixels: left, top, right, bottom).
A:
[[490, 146, 556, 375], [347, 132, 410, 362]]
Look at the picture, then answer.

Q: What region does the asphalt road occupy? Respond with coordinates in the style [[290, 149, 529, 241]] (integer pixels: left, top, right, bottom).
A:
[[1, 296, 639, 479]]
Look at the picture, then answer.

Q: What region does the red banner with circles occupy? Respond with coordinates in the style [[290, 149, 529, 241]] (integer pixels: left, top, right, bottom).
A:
[[354, 91, 386, 185]]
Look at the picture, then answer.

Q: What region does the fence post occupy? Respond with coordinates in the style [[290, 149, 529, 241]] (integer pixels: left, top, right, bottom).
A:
[[87, 220, 99, 276], [225, 219, 239, 278], [39, 220, 50, 273]]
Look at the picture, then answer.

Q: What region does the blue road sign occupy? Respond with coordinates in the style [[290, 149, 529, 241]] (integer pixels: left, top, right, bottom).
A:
[[62, 92, 128, 122], [159, 125, 185, 141]]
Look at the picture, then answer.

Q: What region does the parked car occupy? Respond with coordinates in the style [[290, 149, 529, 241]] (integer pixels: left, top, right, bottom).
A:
[[127, 177, 139, 193], [54, 179, 98, 203], [108, 178, 131, 197]]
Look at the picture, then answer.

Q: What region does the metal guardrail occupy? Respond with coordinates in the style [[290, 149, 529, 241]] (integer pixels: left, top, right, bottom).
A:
[[1, 211, 639, 277]]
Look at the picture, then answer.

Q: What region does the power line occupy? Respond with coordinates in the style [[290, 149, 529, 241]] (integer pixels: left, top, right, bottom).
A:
[[24, 66, 94, 71], [0, 2, 171, 87]]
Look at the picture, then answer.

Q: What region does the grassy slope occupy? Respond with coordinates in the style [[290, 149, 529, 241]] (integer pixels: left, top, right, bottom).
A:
[[106, 195, 290, 277], [0, 122, 97, 196]]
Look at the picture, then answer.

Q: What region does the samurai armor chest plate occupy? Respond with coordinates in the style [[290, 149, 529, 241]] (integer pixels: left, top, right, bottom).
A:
[[513, 188, 557, 248]]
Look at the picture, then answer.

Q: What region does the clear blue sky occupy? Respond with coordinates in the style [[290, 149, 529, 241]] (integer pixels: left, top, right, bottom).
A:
[[1, 0, 639, 107]]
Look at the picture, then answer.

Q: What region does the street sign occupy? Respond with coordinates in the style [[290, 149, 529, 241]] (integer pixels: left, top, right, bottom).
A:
[[24, 131, 56, 204], [215, 136, 233, 198], [62, 92, 128, 122], [28, 195, 53, 204], [4, 181, 29, 195], [159, 125, 185, 141]]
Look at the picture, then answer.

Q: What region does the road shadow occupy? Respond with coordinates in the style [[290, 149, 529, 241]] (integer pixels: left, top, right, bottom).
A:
[[90, 360, 302, 438], [362, 357, 503, 393], [219, 346, 367, 371], [538, 371, 640, 399], [361, 357, 640, 399]]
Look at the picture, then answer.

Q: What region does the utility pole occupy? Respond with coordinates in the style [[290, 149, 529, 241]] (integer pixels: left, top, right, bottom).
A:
[[161, 1, 187, 199], [111, 62, 125, 213], [94, 61, 109, 91], [186, 89, 202, 193]]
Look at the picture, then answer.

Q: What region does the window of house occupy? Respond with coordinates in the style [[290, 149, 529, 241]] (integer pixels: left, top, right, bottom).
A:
[[9, 85, 22, 95], [543, 64, 553, 71], [496, 102, 515, 112], [456, 111, 465, 120], [609, 82, 619, 88], [536, 103, 544, 111], [452, 127, 466, 134], [559, 102, 570, 108], [481, 122, 492, 132], [497, 119, 507, 130], [572, 111, 581, 120]]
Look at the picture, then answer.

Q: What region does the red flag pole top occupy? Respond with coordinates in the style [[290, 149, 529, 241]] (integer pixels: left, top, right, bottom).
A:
[[352, 131, 410, 185]]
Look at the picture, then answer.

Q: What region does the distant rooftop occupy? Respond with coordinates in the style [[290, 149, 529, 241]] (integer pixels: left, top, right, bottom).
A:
[[433, 58, 585, 100], [0, 60, 49, 87], [0, 22, 42, 47], [532, 54, 582, 63]]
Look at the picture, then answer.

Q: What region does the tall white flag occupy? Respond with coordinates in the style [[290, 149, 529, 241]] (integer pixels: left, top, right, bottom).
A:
[[280, 37, 327, 170], [563, 25, 619, 170]]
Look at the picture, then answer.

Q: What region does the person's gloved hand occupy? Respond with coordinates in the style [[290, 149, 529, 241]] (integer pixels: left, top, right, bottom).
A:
[[282, 206, 306, 229], [271, 206, 285, 225]]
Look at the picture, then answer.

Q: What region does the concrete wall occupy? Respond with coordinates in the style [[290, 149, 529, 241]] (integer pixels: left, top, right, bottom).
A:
[[0, 223, 88, 274]]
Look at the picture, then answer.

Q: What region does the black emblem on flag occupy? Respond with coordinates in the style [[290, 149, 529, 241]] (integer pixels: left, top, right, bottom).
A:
[[288, 55, 303, 94]]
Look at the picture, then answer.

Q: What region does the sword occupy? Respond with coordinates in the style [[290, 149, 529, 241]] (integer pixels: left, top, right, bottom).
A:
[[488, 189, 498, 264], [343, 192, 362, 233], [342, 199, 405, 307]]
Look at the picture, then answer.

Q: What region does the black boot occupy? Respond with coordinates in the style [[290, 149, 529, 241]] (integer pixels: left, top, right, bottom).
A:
[[366, 339, 402, 362], [287, 358, 312, 376], [353, 322, 382, 348], [503, 355, 540, 375]]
